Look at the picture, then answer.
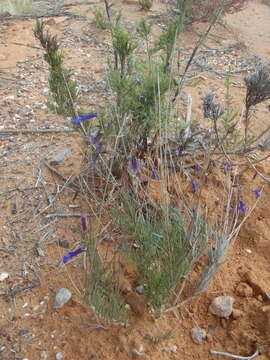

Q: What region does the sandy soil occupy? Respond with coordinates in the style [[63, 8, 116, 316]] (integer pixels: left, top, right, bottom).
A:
[[0, 1, 270, 359]]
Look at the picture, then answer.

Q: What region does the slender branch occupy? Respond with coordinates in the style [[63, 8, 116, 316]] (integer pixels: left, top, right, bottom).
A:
[[210, 346, 259, 360]]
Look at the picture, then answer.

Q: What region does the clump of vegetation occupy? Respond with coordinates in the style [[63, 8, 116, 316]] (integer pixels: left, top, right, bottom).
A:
[[34, 0, 269, 322], [91, 6, 109, 29], [34, 20, 79, 119], [115, 194, 210, 312], [167, 0, 247, 23], [0, 0, 33, 15], [138, 0, 153, 11], [85, 235, 127, 322]]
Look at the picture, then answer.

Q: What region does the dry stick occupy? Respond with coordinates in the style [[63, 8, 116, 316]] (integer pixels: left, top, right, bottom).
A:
[[9, 41, 41, 50], [44, 161, 78, 189], [45, 213, 93, 218], [103, 0, 118, 69], [247, 158, 270, 184], [210, 346, 259, 360], [173, 0, 226, 102], [61, 71, 87, 136], [0, 128, 74, 135]]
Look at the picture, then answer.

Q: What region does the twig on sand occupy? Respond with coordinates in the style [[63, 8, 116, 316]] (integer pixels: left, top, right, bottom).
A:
[[210, 346, 260, 360], [44, 161, 72, 183], [45, 213, 93, 218], [0, 280, 40, 297], [0, 128, 75, 135]]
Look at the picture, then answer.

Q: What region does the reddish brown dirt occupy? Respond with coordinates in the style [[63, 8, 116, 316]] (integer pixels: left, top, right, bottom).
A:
[[0, 1, 270, 360]]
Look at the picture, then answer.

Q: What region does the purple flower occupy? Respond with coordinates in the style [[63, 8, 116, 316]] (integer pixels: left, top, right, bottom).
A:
[[191, 180, 198, 193], [131, 159, 139, 171], [194, 165, 201, 172], [237, 201, 246, 212], [92, 154, 98, 167], [81, 215, 88, 232], [177, 145, 184, 154], [62, 247, 86, 265], [151, 167, 160, 179], [252, 189, 262, 198], [71, 112, 97, 125], [223, 162, 231, 171], [95, 142, 103, 152]]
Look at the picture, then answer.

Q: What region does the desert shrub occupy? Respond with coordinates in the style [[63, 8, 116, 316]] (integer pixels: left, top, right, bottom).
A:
[[138, 0, 153, 11], [34, 20, 79, 119], [91, 6, 109, 29], [0, 0, 33, 15], [167, 0, 247, 22], [34, 0, 269, 322]]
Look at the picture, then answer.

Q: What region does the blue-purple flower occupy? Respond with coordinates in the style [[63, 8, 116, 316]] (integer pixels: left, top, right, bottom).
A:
[[71, 112, 97, 125], [177, 145, 184, 154], [237, 201, 246, 212], [62, 247, 86, 265], [95, 142, 103, 153], [191, 180, 198, 193], [81, 215, 88, 232], [131, 159, 139, 171], [151, 167, 160, 179], [252, 189, 262, 198], [223, 162, 231, 171], [194, 165, 201, 172]]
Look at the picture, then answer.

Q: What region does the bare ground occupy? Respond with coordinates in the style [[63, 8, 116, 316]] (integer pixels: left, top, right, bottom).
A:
[[0, 1, 270, 359]]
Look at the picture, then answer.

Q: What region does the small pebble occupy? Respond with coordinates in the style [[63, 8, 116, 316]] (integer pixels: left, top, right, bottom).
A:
[[191, 327, 207, 344], [232, 309, 244, 319], [0, 272, 9, 281], [49, 150, 71, 165], [209, 296, 235, 318], [58, 239, 70, 249], [235, 282, 253, 297], [56, 352, 64, 360], [54, 288, 72, 309], [135, 285, 145, 295]]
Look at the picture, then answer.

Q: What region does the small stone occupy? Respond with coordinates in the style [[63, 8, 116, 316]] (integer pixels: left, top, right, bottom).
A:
[[55, 352, 64, 360], [18, 329, 29, 337], [261, 305, 270, 313], [132, 345, 144, 357], [54, 288, 72, 309], [125, 292, 147, 317], [118, 276, 132, 294], [49, 150, 71, 165], [41, 351, 48, 360], [232, 309, 244, 319], [0, 272, 9, 281], [245, 270, 270, 297], [209, 296, 235, 318], [235, 282, 253, 297], [135, 285, 145, 295], [42, 88, 49, 96], [191, 327, 207, 345], [58, 240, 70, 249]]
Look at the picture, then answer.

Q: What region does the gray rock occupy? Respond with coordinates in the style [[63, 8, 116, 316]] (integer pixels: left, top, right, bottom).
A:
[[58, 239, 70, 249], [49, 150, 71, 165], [0, 272, 9, 281], [191, 327, 207, 344], [54, 288, 72, 309], [55, 352, 64, 360], [209, 296, 235, 318], [135, 285, 145, 295]]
